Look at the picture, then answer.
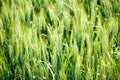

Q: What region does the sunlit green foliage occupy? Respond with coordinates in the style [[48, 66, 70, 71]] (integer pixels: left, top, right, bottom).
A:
[[0, 0, 120, 80]]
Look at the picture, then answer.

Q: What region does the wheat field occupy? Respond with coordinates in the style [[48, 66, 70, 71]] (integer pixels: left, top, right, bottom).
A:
[[0, 0, 120, 80]]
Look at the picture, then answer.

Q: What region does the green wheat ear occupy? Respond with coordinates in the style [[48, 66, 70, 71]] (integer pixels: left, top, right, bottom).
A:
[[118, 33, 120, 46]]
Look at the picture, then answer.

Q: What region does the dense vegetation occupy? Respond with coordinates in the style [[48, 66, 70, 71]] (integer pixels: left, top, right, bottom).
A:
[[0, 0, 120, 80]]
